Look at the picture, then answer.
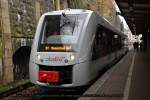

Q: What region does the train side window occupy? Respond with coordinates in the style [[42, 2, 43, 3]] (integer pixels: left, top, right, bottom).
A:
[[98, 28, 113, 56], [101, 31, 107, 55], [92, 26, 102, 60], [92, 25, 124, 60], [107, 31, 113, 53], [95, 27, 101, 46], [92, 26, 108, 59]]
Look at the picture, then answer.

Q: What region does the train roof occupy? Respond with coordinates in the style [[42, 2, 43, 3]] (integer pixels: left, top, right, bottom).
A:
[[43, 9, 93, 16], [100, 17, 127, 37], [42, 9, 127, 38]]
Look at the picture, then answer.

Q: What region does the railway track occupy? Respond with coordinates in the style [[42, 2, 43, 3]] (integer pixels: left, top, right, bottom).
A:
[[1, 85, 40, 100], [0, 82, 32, 98], [1, 54, 125, 100], [2, 86, 86, 100], [0, 80, 87, 100]]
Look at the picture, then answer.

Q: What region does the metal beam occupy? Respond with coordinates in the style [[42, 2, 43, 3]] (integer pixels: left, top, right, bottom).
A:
[[123, 9, 150, 13], [125, 14, 150, 18], [128, 0, 134, 7], [119, 2, 150, 8]]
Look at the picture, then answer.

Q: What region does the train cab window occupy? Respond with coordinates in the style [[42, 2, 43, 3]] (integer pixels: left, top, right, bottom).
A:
[[40, 15, 77, 45], [38, 14, 88, 52], [60, 15, 75, 35], [40, 14, 88, 44]]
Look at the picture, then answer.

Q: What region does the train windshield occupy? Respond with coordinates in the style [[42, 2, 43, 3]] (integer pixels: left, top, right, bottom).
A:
[[39, 14, 86, 52], [41, 15, 80, 44]]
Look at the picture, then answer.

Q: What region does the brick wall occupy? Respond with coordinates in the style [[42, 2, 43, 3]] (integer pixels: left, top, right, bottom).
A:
[[7, 0, 55, 37], [8, 0, 35, 37], [40, 0, 55, 13]]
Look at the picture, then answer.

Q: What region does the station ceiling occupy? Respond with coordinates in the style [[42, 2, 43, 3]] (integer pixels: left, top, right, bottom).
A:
[[116, 0, 150, 35]]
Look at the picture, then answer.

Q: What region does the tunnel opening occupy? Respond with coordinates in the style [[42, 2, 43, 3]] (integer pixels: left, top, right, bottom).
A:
[[12, 46, 31, 80]]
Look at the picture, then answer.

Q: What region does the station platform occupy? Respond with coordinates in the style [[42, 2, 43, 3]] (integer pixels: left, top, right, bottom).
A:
[[78, 50, 150, 100]]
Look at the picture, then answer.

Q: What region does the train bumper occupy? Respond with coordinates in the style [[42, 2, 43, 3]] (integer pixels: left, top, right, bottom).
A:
[[29, 60, 97, 88]]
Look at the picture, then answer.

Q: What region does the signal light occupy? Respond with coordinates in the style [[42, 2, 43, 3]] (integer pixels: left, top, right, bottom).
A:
[[38, 71, 59, 83]]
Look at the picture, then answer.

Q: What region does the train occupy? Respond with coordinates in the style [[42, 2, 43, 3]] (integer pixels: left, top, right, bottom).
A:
[[29, 9, 128, 88]]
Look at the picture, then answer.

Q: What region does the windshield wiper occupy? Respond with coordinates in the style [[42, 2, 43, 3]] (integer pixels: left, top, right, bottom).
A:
[[60, 13, 76, 34], [60, 13, 71, 28]]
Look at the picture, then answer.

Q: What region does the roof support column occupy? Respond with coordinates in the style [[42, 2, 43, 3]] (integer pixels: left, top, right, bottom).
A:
[[0, 0, 14, 84]]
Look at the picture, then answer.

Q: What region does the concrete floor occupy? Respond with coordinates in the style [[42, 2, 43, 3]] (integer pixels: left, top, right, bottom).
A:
[[128, 52, 150, 100], [78, 50, 150, 100], [78, 51, 133, 100]]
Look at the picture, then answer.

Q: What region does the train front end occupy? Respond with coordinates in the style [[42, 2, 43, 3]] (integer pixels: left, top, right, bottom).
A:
[[29, 10, 92, 88]]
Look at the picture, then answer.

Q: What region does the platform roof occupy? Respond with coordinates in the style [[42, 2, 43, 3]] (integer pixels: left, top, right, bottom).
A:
[[116, 0, 150, 35]]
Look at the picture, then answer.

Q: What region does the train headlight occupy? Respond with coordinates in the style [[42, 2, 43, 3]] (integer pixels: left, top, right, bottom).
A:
[[69, 55, 75, 61], [37, 54, 44, 62], [37, 54, 41, 60]]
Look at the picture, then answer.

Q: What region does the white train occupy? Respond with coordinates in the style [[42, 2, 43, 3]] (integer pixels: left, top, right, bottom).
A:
[[29, 9, 128, 88]]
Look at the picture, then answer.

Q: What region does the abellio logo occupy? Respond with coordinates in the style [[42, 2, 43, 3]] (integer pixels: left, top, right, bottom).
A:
[[45, 56, 66, 62]]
